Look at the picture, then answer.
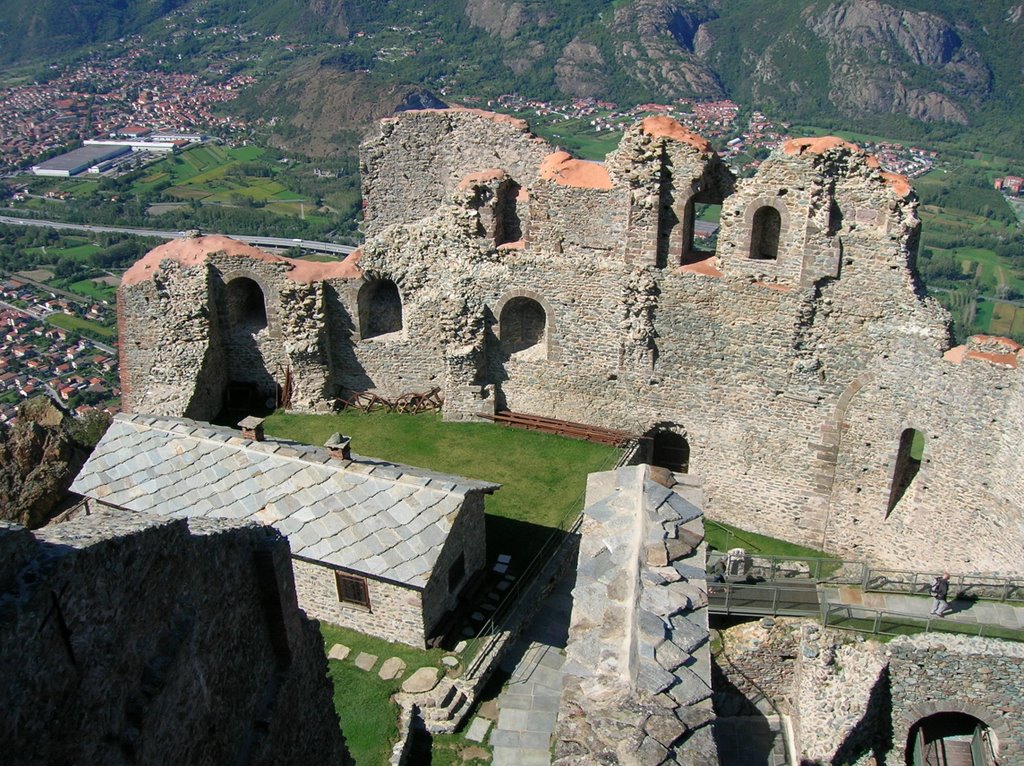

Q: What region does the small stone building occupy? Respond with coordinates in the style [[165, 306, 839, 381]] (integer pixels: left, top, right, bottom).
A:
[[71, 413, 495, 647]]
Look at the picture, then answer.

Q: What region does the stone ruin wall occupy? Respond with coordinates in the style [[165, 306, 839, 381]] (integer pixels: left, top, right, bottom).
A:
[[360, 108, 552, 235], [0, 513, 348, 766], [715, 618, 1024, 764], [117, 109, 1024, 576]]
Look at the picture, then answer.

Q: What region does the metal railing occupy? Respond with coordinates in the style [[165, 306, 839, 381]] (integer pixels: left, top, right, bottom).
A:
[[461, 444, 624, 679], [863, 569, 1024, 604], [821, 602, 1024, 641], [709, 582, 821, 618], [705, 546, 1024, 605]]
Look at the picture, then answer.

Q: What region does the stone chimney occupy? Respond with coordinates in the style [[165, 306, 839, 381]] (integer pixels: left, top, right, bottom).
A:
[[238, 416, 265, 442], [324, 433, 352, 461]]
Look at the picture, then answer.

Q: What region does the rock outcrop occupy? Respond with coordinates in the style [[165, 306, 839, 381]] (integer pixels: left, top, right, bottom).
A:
[[0, 398, 109, 528]]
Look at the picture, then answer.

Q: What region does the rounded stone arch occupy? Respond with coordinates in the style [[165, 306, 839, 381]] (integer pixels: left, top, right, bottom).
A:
[[741, 197, 791, 262], [221, 269, 278, 336], [644, 423, 692, 473], [357, 277, 404, 340], [899, 701, 1008, 764], [493, 289, 557, 361]]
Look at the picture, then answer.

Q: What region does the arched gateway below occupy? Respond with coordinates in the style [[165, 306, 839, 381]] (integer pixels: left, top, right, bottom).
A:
[[906, 711, 998, 766], [648, 428, 691, 473]]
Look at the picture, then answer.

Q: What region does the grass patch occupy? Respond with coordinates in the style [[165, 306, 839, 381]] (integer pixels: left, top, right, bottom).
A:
[[321, 622, 446, 766], [67, 278, 117, 302], [706, 519, 830, 559], [46, 313, 116, 339], [263, 411, 620, 563]]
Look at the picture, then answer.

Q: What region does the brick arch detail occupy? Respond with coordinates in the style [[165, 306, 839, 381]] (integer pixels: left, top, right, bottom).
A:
[[356, 276, 404, 340], [897, 700, 1011, 758], [219, 268, 279, 338], [493, 289, 558, 361]]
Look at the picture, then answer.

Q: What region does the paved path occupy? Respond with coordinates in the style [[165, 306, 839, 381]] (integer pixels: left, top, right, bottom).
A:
[[489, 573, 574, 766], [824, 587, 1024, 631]]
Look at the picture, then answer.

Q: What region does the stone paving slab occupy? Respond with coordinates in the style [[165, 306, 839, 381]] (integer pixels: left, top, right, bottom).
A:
[[492, 746, 550, 766], [465, 716, 492, 743], [353, 652, 378, 671], [378, 657, 406, 680], [327, 643, 350, 661], [401, 666, 440, 693]]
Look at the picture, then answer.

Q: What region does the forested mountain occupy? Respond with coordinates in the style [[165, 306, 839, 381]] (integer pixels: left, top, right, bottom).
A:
[[2, 0, 1022, 152]]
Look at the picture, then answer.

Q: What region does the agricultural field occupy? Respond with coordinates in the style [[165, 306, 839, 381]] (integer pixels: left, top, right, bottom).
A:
[[13, 141, 362, 239]]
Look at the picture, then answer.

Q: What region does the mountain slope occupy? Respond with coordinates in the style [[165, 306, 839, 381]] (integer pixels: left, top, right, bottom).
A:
[[1, 0, 1021, 151]]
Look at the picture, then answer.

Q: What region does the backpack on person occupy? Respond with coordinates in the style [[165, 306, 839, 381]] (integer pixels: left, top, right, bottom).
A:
[[930, 577, 942, 597]]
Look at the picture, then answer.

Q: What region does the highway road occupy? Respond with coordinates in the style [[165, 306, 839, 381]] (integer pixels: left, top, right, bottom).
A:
[[0, 215, 357, 257]]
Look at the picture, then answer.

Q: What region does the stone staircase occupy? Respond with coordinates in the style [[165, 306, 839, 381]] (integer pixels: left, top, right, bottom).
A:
[[418, 679, 470, 734]]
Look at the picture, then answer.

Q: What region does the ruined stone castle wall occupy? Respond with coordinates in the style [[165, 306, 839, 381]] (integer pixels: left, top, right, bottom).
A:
[[360, 108, 551, 236], [0, 514, 348, 766], [716, 619, 1024, 764], [118, 111, 1024, 575]]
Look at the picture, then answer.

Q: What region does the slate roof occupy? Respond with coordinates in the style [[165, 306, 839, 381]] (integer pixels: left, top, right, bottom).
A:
[[71, 414, 498, 588]]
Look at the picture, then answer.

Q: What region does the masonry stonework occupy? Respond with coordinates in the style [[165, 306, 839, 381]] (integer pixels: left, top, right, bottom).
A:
[[118, 109, 1024, 575], [715, 618, 1024, 764], [0, 514, 348, 766]]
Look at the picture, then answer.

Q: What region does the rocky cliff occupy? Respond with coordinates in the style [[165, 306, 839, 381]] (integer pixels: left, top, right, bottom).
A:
[[0, 398, 109, 529]]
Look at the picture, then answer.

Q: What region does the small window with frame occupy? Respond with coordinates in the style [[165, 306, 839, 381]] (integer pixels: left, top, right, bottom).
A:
[[335, 572, 370, 609]]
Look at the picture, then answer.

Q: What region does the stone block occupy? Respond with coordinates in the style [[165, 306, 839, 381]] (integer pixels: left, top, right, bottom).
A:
[[327, 643, 350, 661], [402, 666, 441, 693], [378, 656, 406, 680], [353, 652, 378, 671]]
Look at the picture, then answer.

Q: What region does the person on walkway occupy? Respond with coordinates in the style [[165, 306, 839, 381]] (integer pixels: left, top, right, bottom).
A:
[[930, 572, 952, 617]]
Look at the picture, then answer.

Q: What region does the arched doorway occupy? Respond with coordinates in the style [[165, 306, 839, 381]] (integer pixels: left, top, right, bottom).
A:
[[648, 428, 690, 473], [222, 276, 276, 416], [906, 712, 997, 765]]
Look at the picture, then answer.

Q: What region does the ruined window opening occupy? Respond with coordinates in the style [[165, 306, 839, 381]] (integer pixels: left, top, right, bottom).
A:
[[447, 553, 466, 593], [886, 428, 924, 516], [677, 197, 722, 266], [500, 297, 547, 358], [649, 429, 690, 473], [358, 278, 403, 339], [226, 277, 267, 331], [335, 572, 370, 610], [493, 181, 522, 246], [749, 206, 782, 260]]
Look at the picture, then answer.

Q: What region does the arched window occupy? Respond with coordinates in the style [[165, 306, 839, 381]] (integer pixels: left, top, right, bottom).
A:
[[500, 297, 546, 357], [749, 206, 782, 260], [358, 278, 403, 339], [226, 277, 267, 331], [887, 428, 924, 515]]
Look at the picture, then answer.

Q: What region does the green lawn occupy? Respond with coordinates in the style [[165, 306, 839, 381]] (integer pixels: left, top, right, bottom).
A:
[[263, 411, 620, 565], [321, 623, 447, 766], [67, 278, 117, 302]]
